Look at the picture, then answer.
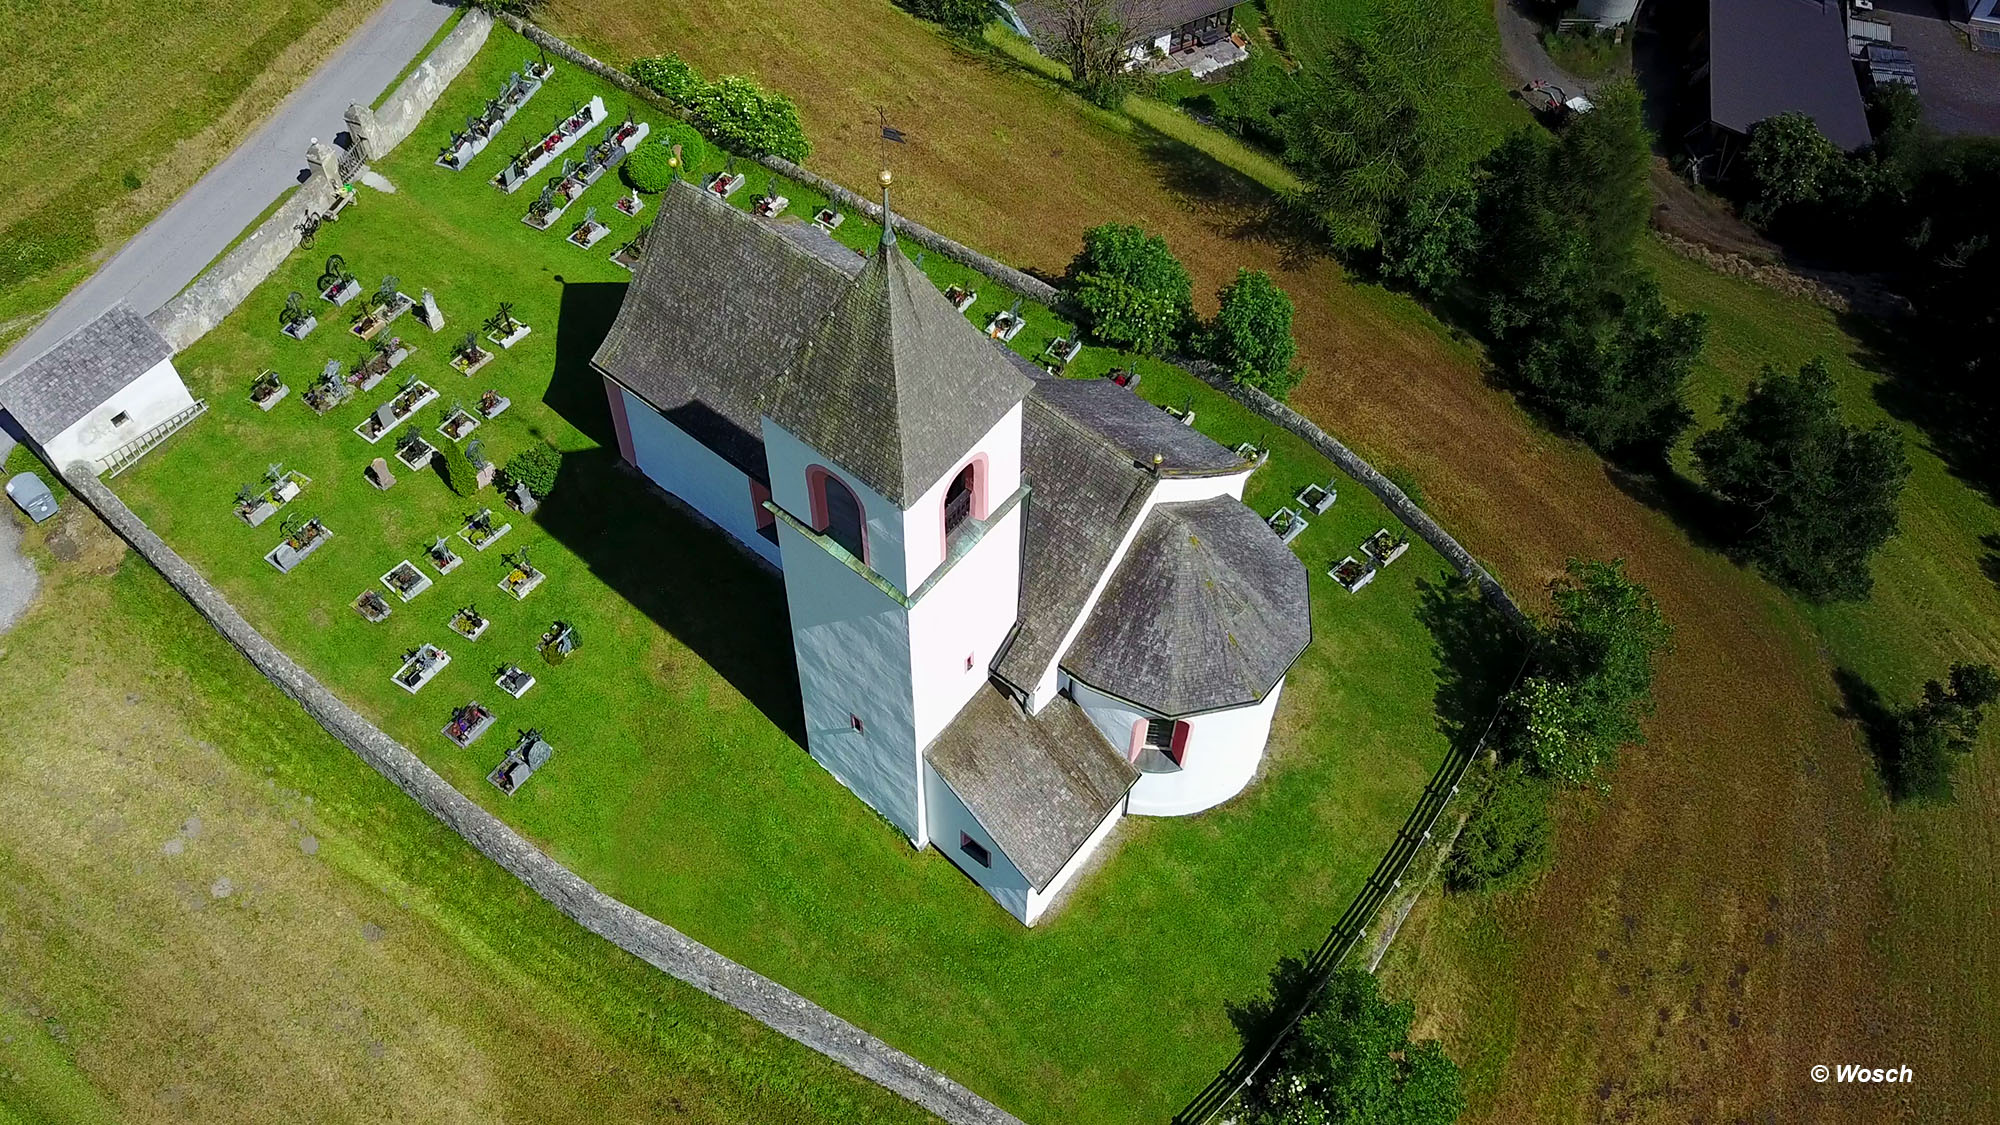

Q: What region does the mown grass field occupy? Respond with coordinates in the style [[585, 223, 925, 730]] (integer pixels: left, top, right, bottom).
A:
[[0, 0, 390, 350], [530, 0, 1999, 1119], [0, 507, 937, 1125], [102, 26, 1500, 1124]]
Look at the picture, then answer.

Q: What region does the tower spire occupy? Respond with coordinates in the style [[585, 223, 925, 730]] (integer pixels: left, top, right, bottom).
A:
[[879, 167, 896, 249]]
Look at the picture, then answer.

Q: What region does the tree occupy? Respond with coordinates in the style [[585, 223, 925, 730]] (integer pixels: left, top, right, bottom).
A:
[[1546, 81, 1652, 283], [1238, 967, 1465, 1125], [1693, 358, 1910, 601], [895, 0, 991, 33], [1504, 276, 1705, 454], [1445, 760, 1554, 892], [1743, 113, 1841, 226], [1065, 223, 1193, 354], [1507, 559, 1671, 789], [621, 143, 677, 193], [1201, 269, 1300, 397], [1282, 0, 1486, 252], [1047, 0, 1133, 108], [688, 75, 811, 162], [1890, 662, 2000, 802], [439, 436, 481, 497], [628, 53, 705, 103], [502, 443, 562, 498], [1379, 182, 1478, 296]]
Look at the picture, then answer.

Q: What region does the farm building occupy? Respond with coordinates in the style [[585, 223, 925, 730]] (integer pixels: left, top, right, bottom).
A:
[[1001, 0, 1248, 76], [0, 306, 201, 477], [593, 179, 1310, 924], [1686, 0, 1871, 163]]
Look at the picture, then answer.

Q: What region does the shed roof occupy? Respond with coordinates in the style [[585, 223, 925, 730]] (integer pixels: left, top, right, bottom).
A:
[[1013, 0, 1238, 45], [1, 305, 173, 441], [761, 235, 1031, 506], [1063, 494, 1310, 716], [1706, 0, 1870, 150], [925, 684, 1137, 891]]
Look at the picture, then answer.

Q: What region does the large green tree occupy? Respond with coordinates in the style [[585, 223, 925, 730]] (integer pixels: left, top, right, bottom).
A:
[[1065, 223, 1193, 354], [1742, 112, 1841, 226], [1891, 662, 2000, 803], [1693, 358, 1909, 601], [1239, 967, 1464, 1125], [1201, 268, 1300, 397], [1282, 0, 1486, 253]]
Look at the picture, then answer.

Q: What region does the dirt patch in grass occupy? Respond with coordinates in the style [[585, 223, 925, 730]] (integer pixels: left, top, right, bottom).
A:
[[537, 0, 1945, 1116]]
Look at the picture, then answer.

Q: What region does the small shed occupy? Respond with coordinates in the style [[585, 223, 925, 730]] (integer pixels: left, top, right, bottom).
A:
[[0, 306, 199, 474]]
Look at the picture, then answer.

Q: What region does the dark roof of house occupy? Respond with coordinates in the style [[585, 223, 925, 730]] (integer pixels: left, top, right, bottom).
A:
[[925, 684, 1137, 891], [1013, 0, 1238, 45], [761, 236, 1031, 506], [1, 305, 172, 441], [591, 182, 863, 478], [1063, 494, 1310, 716], [1706, 0, 1870, 150], [991, 374, 1252, 694]]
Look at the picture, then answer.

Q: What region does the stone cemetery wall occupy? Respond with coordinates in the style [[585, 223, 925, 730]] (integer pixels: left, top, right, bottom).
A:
[[58, 464, 1026, 1125], [360, 8, 494, 158]]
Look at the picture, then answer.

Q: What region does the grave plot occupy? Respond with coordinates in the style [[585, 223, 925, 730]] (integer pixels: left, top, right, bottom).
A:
[[488, 728, 554, 795], [381, 559, 433, 602], [448, 603, 490, 641], [353, 588, 393, 622], [277, 291, 317, 340], [414, 288, 447, 333], [347, 335, 415, 395], [249, 368, 289, 411], [347, 277, 416, 340], [521, 166, 585, 230], [494, 664, 536, 699], [354, 379, 438, 444], [302, 361, 353, 414], [944, 283, 977, 313], [392, 643, 451, 694], [366, 456, 398, 491], [233, 464, 308, 527], [474, 389, 510, 420], [317, 254, 362, 306], [986, 299, 1025, 342], [483, 303, 531, 349], [1331, 555, 1376, 593], [566, 205, 609, 248], [1295, 481, 1337, 514], [1233, 440, 1268, 465], [424, 536, 463, 575], [1267, 506, 1308, 546], [442, 700, 498, 747], [1363, 527, 1409, 567], [750, 189, 788, 219], [497, 549, 544, 600], [459, 508, 511, 552], [609, 234, 644, 273], [264, 516, 331, 573], [491, 94, 605, 193], [437, 403, 480, 443], [536, 619, 578, 665], [615, 187, 645, 218], [450, 333, 494, 376], [394, 428, 437, 471], [812, 207, 843, 233]]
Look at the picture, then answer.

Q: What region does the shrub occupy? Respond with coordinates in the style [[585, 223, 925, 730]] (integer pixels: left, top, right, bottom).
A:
[[622, 143, 677, 193], [1065, 223, 1193, 355], [895, 0, 991, 33], [1237, 966, 1465, 1125], [1202, 268, 1300, 398], [439, 438, 481, 497], [628, 53, 704, 103], [689, 75, 811, 162], [502, 443, 562, 498], [1743, 112, 1840, 226], [1445, 761, 1554, 892], [1890, 662, 2000, 803]]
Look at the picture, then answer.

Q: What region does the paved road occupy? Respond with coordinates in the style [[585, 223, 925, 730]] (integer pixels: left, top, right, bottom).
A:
[[0, 0, 454, 381]]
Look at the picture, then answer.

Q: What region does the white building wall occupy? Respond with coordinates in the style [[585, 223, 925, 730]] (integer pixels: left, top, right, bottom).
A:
[[898, 405, 1022, 589], [1025, 469, 1253, 712], [765, 422, 914, 591], [909, 507, 1024, 750], [1023, 796, 1123, 924], [621, 389, 780, 566], [776, 518, 924, 841], [46, 358, 193, 470], [1068, 676, 1285, 817], [924, 763, 1125, 925]]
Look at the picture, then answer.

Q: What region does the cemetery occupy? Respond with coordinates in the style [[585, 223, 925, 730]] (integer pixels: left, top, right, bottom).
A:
[[443, 701, 498, 748], [101, 27, 1495, 1122], [233, 464, 308, 527], [249, 368, 288, 410], [436, 65, 547, 171], [449, 603, 490, 641]]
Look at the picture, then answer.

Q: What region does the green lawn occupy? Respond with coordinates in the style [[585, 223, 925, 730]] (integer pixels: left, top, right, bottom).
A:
[[105, 26, 1503, 1124]]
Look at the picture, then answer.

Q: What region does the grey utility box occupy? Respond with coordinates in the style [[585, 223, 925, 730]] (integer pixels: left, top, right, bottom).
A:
[[6, 472, 57, 523]]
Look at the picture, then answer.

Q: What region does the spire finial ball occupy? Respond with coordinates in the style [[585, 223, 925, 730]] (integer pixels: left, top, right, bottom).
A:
[[880, 168, 893, 186]]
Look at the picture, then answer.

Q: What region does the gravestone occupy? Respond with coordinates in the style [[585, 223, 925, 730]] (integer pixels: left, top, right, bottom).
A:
[[511, 480, 539, 515], [420, 288, 444, 333], [373, 402, 396, 432], [367, 457, 396, 491]]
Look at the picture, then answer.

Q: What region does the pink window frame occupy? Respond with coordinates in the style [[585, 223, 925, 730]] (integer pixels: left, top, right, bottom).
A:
[[749, 479, 775, 530], [1128, 716, 1191, 765], [937, 453, 990, 556], [806, 464, 868, 563]]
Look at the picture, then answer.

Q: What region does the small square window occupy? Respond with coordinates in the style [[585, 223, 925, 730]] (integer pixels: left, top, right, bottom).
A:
[[111, 411, 131, 426], [849, 713, 864, 734], [960, 832, 991, 868], [964, 653, 975, 672]]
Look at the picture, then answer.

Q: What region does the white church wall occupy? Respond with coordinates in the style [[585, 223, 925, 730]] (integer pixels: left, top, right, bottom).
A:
[[46, 358, 193, 470], [1025, 468, 1254, 712], [764, 421, 913, 590], [778, 516, 925, 840], [923, 763, 1032, 923], [1023, 795, 1123, 925], [1069, 676, 1284, 817], [908, 506, 1024, 750], [898, 404, 1023, 589], [621, 388, 780, 566]]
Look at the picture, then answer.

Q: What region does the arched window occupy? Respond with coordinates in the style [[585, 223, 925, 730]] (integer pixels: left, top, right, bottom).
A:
[[1128, 716, 1189, 772], [810, 467, 866, 560], [944, 464, 976, 537]]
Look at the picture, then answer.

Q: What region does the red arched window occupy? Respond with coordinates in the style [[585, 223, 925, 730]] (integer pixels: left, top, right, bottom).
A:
[[940, 454, 989, 551], [808, 466, 867, 561], [1127, 716, 1189, 771]]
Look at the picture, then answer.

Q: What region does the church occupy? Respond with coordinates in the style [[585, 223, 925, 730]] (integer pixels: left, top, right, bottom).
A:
[[593, 178, 1310, 924]]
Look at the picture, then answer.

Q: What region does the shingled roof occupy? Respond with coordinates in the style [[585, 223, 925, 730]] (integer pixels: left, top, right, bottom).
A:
[[1, 305, 172, 441], [1705, 0, 1869, 150], [1063, 494, 1310, 716], [926, 684, 1137, 891], [591, 182, 863, 478], [761, 235, 1031, 506]]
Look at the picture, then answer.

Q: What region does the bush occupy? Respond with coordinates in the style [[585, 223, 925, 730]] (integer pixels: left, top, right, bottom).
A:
[[1743, 112, 1840, 226], [1065, 223, 1193, 355], [1237, 966, 1465, 1125], [1445, 761, 1553, 893], [689, 75, 811, 162], [1890, 662, 2000, 803], [502, 443, 562, 498], [622, 143, 677, 193], [895, 0, 991, 33], [628, 53, 704, 103], [439, 438, 481, 497], [1201, 268, 1300, 398]]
